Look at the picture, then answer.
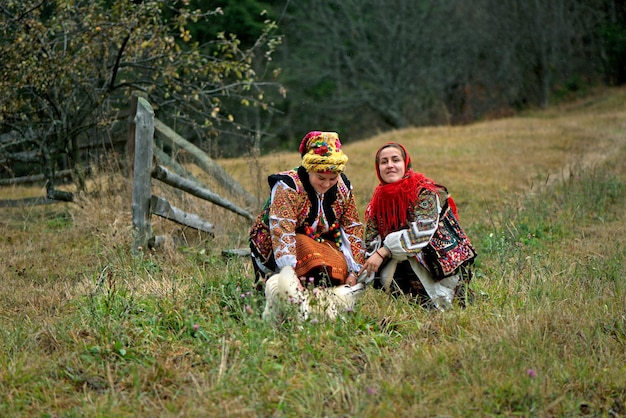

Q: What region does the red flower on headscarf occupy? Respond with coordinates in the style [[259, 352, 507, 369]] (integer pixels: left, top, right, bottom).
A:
[[315, 145, 329, 155]]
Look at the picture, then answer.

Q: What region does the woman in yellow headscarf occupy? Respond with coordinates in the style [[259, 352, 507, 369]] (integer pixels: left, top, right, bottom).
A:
[[249, 131, 366, 290]]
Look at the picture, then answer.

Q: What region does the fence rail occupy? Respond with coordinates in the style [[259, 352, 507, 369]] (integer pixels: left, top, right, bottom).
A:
[[130, 96, 254, 254]]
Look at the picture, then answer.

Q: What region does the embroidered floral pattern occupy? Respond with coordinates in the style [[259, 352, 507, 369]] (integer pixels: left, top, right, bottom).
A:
[[422, 210, 477, 279]]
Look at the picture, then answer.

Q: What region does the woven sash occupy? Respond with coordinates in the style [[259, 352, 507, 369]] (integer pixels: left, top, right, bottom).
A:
[[295, 234, 348, 284]]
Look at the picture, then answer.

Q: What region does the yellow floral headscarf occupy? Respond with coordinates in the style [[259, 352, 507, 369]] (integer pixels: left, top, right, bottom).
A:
[[299, 131, 348, 173]]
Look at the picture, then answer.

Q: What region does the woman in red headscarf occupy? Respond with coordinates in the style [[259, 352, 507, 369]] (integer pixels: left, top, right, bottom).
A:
[[359, 143, 477, 310]]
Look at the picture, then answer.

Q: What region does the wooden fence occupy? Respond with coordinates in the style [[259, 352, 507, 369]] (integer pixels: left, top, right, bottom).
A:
[[130, 97, 257, 254]]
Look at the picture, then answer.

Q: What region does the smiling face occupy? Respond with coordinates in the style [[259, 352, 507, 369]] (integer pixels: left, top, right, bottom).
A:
[[308, 171, 340, 194], [377, 146, 406, 184]]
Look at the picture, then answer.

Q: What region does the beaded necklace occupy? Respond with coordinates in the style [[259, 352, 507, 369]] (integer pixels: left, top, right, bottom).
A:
[[304, 222, 342, 248]]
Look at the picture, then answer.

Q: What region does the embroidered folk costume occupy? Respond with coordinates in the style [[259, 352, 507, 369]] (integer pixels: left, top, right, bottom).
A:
[[362, 142, 476, 310], [249, 131, 366, 289]]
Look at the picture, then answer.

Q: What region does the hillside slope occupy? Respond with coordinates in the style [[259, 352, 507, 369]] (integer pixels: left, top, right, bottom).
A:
[[220, 86, 626, 226]]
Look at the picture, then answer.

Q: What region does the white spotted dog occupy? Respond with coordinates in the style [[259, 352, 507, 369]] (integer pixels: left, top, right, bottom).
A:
[[262, 266, 365, 322]]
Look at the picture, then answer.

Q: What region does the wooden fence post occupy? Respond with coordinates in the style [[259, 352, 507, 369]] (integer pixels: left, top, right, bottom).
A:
[[126, 93, 139, 178], [131, 98, 155, 254]]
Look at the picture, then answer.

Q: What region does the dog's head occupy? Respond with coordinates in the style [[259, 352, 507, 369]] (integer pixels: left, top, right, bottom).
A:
[[330, 283, 365, 308], [311, 283, 365, 320]]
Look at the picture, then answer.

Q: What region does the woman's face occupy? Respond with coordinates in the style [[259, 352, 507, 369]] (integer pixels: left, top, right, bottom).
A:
[[378, 146, 406, 183], [308, 171, 339, 194]]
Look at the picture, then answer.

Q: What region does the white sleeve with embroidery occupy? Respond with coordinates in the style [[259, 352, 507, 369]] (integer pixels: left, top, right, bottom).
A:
[[383, 218, 438, 259], [383, 193, 441, 260]]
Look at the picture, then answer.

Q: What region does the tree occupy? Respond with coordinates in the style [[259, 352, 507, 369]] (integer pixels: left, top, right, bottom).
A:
[[479, 0, 603, 109], [0, 0, 281, 199], [596, 0, 626, 85], [271, 0, 612, 143], [277, 0, 460, 139]]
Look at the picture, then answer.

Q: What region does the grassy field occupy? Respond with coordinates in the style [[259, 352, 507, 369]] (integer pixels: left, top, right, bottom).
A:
[[1, 87, 625, 417]]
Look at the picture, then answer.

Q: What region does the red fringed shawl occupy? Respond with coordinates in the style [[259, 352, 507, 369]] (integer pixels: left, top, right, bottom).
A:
[[366, 170, 443, 238]]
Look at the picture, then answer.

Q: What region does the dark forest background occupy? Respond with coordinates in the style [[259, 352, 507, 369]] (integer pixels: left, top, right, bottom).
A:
[[249, 0, 626, 153], [1, 0, 625, 194]]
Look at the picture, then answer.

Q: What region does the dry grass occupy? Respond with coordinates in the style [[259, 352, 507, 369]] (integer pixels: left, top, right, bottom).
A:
[[0, 86, 625, 417]]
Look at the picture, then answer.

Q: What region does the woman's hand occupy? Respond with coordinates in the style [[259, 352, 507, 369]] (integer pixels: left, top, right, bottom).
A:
[[346, 272, 357, 286], [358, 247, 388, 278]]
